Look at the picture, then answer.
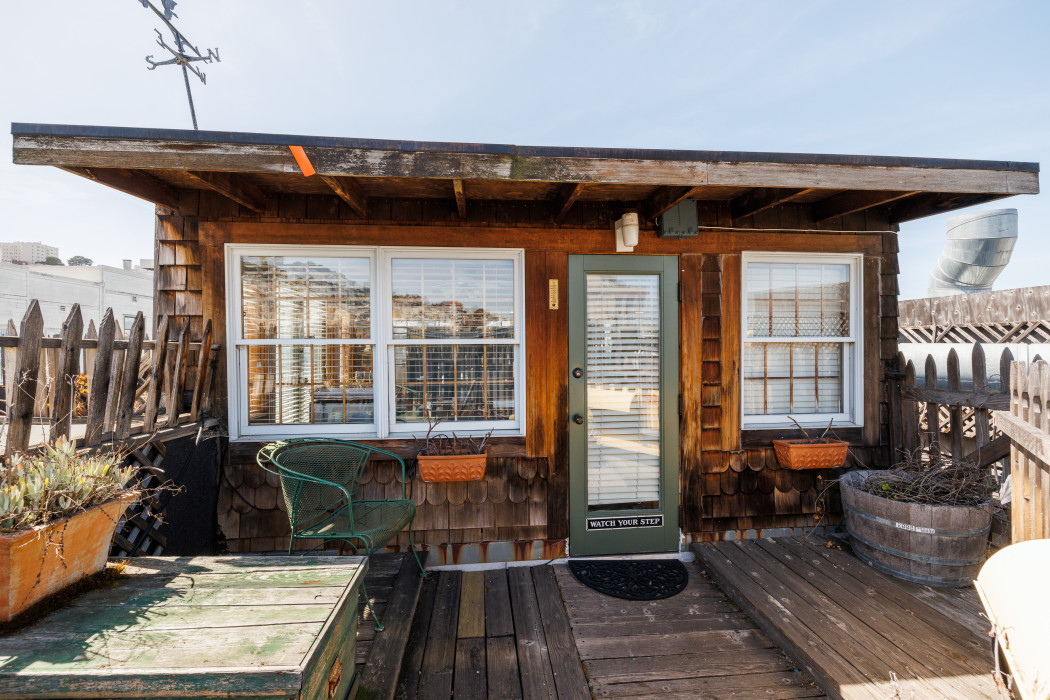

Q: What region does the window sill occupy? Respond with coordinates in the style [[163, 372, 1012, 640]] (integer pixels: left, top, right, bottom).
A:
[[229, 435, 527, 462], [741, 426, 862, 448]]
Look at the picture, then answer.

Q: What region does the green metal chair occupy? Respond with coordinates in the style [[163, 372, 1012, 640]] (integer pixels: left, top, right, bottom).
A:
[[256, 438, 426, 631]]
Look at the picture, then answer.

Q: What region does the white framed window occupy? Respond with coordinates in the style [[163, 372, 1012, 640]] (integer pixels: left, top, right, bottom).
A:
[[741, 252, 863, 428], [225, 244, 525, 440]]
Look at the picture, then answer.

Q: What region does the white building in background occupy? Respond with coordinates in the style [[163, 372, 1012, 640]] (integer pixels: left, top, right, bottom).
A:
[[0, 260, 154, 337], [1, 241, 59, 264]]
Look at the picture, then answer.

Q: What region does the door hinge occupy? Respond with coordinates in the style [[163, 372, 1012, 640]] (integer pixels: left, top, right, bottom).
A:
[[678, 393, 683, 418], [677, 281, 682, 302]]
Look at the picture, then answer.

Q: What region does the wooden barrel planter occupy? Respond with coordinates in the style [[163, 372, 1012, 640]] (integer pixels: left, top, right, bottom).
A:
[[839, 470, 992, 587]]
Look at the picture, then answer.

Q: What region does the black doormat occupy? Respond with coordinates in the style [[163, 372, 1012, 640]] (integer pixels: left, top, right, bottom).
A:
[[568, 559, 689, 600]]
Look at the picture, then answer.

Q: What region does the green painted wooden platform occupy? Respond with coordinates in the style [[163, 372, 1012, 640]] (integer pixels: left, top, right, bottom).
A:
[[0, 555, 366, 699]]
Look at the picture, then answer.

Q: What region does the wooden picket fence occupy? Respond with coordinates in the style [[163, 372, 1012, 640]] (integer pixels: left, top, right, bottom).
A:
[[994, 361, 1050, 543], [886, 342, 1013, 469], [1, 300, 220, 456]]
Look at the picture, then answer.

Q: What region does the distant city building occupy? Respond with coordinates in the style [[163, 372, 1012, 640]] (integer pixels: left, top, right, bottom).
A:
[[0, 241, 59, 264], [0, 261, 154, 337]]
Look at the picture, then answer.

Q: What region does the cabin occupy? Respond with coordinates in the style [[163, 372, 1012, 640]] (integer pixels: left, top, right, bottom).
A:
[[11, 122, 1040, 562]]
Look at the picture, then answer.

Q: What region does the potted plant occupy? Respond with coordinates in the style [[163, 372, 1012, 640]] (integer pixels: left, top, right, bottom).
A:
[[838, 449, 994, 587], [415, 420, 492, 483], [772, 417, 850, 470], [0, 436, 136, 622]]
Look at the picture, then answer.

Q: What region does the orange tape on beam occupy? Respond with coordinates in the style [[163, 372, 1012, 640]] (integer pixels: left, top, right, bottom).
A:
[[289, 145, 316, 176]]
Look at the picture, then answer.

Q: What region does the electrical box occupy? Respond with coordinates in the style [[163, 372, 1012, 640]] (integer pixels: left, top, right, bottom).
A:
[[658, 200, 699, 238]]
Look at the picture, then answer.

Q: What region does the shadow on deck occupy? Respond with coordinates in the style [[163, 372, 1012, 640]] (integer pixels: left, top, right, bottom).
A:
[[354, 538, 1000, 699], [692, 537, 1003, 700]]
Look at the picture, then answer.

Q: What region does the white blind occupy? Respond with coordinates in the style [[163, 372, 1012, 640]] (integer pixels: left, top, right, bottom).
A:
[[585, 274, 661, 508]]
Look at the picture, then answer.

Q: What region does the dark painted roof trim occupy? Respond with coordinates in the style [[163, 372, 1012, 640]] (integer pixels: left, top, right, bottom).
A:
[[11, 122, 1039, 173]]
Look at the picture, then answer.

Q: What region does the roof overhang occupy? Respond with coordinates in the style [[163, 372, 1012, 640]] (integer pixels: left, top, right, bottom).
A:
[[12, 122, 1040, 225]]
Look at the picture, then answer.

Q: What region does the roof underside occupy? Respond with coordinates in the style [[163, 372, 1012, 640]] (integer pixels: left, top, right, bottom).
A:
[[11, 123, 1040, 226]]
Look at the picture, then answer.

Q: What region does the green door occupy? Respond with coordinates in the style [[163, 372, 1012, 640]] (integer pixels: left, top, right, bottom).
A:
[[568, 255, 679, 556]]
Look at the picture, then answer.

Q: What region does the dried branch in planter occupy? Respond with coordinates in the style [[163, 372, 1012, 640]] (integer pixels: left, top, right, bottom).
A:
[[856, 447, 997, 507], [414, 413, 494, 457]]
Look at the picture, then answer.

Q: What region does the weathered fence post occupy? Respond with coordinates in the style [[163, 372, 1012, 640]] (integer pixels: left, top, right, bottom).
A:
[[116, 312, 146, 440], [84, 309, 116, 447], [190, 319, 213, 421], [142, 315, 170, 432], [103, 322, 126, 437], [4, 301, 44, 456], [50, 305, 84, 441], [925, 355, 941, 454], [166, 318, 191, 428], [947, 348, 964, 458]]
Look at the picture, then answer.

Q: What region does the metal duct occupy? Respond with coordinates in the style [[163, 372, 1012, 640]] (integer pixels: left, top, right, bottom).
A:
[[928, 209, 1017, 297]]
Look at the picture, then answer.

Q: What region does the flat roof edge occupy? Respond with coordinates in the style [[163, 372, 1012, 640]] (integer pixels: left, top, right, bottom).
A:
[[11, 122, 1040, 173]]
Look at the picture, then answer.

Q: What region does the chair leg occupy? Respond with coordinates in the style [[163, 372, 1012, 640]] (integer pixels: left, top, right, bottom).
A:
[[362, 582, 384, 632], [408, 526, 427, 578]]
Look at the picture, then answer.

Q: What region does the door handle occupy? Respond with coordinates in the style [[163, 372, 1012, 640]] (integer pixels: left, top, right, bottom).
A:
[[572, 414, 584, 425], [572, 367, 583, 378]]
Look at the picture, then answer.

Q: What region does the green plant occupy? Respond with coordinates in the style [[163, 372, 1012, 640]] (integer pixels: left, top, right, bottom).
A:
[[0, 437, 134, 531]]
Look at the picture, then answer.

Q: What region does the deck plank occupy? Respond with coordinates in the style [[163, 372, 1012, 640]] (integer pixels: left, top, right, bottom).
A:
[[484, 568, 515, 638], [486, 636, 523, 700], [531, 566, 590, 699], [507, 566, 556, 700], [457, 571, 485, 639], [693, 539, 1001, 700], [453, 638, 487, 699], [417, 571, 461, 700], [394, 573, 438, 699], [358, 552, 427, 700]]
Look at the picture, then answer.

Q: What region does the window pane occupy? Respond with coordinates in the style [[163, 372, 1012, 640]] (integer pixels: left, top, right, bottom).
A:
[[743, 342, 844, 416], [241, 256, 371, 340], [393, 344, 516, 423], [746, 261, 850, 338], [246, 344, 373, 425], [391, 259, 514, 340]]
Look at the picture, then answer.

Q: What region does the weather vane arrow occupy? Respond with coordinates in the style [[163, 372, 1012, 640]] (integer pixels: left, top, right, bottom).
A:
[[138, 0, 220, 130]]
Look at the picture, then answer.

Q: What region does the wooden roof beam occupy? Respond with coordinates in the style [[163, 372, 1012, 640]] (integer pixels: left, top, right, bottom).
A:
[[60, 166, 186, 213], [644, 186, 702, 221], [554, 183, 585, 224], [883, 192, 1011, 223], [729, 187, 813, 222], [812, 190, 919, 222], [453, 179, 467, 219], [184, 171, 268, 212], [319, 175, 368, 218]]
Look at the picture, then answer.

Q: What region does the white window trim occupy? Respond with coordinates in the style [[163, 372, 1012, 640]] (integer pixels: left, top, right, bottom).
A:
[[740, 252, 864, 430], [224, 243, 526, 441]]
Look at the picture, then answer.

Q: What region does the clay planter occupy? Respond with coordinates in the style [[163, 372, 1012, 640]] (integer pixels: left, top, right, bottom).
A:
[[0, 492, 136, 622], [417, 453, 487, 482], [772, 438, 849, 470]]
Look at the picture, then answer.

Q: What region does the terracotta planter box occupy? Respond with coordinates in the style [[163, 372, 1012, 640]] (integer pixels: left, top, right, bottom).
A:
[[772, 438, 849, 470], [417, 453, 486, 482], [0, 492, 137, 622]]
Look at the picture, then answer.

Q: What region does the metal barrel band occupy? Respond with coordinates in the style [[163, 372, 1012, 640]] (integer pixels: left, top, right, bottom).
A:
[[843, 502, 992, 538], [850, 544, 976, 587], [846, 528, 987, 567]]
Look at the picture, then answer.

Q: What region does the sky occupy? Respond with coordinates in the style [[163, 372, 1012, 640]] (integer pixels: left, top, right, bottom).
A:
[[1, 1, 1047, 300]]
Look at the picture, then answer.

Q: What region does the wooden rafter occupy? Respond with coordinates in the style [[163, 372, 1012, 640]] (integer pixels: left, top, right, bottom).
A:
[[884, 192, 1011, 224], [729, 187, 812, 222], [184, 171, 268, 212], [452, 179, 467, 219], [812, 190, 918, 222], [643, 185, 701, 221], [60, 166, 185, 213], [319, 175, 368, 218], [554, 183, 585, 224]]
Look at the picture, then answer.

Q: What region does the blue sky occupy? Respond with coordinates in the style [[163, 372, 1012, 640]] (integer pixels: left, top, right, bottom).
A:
[[2, 1, 1046, 299]]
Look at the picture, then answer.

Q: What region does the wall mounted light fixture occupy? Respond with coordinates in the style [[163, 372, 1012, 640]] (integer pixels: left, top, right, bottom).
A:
[[615, 212, 640, 252]]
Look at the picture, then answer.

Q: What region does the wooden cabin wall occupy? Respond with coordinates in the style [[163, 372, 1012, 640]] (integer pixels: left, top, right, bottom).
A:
[[153, 190, 899, 555]]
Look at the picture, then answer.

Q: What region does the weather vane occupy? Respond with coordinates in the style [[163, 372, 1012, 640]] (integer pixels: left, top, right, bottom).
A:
[[138, 0, 220, 130]]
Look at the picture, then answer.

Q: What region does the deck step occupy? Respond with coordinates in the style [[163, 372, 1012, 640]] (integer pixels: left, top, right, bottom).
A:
[[357, 550, 429, 700], [691, 538, 1001, 700]]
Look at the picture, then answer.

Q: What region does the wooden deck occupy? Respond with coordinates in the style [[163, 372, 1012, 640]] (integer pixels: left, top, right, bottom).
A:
[[693, 537, 1002, 700], [555, 562, 826, 699]]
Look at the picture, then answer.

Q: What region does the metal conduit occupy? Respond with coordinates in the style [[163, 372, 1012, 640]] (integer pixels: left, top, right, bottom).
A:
[[928, 209, 1017, 297]]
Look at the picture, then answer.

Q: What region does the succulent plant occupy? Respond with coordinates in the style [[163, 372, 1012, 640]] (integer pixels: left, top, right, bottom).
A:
[[0, 436, 134, 532]]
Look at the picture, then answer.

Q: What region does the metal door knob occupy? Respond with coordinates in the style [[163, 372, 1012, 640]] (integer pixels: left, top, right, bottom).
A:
[[572, 414, 584, 425], [572, 368, 583, 378]]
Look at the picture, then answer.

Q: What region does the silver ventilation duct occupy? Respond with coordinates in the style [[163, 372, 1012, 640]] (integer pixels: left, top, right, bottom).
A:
[[928, 209, 1017, 297]]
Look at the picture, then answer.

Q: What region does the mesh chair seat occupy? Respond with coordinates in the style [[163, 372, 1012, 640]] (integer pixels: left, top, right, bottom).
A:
[[296, 499, 416, 554]]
